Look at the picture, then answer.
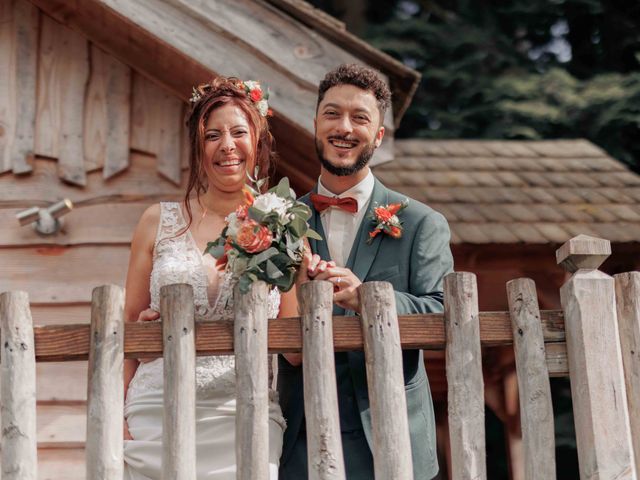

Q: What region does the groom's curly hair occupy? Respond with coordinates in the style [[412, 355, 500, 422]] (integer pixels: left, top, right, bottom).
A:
[[317, 64, 392, 119]]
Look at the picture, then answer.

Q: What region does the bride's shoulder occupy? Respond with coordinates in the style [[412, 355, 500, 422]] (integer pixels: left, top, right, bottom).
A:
[[134, 204, 163, 239], [139, 203, 162, 227]]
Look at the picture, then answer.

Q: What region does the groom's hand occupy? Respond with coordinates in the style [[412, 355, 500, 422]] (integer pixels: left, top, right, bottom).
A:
[[313, 267, 362, 313]]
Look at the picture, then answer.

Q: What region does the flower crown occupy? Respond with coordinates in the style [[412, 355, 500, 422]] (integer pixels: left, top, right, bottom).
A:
[[189, 79, 271, 117]]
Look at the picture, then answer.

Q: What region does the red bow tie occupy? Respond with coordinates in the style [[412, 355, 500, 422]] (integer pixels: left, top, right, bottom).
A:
[[310, 193, 358, 213]]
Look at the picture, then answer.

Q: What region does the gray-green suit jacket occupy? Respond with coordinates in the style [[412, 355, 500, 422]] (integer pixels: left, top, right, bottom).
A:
[[278, 177, 454, 479]]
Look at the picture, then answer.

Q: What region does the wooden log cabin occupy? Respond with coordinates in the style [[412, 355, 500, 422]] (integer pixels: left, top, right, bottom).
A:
[[2, 0, 640, 478], [0, 0, 417, 476]]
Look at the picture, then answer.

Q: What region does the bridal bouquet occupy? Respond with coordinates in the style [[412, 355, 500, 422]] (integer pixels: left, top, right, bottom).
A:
[[206, 175, 321, 293]]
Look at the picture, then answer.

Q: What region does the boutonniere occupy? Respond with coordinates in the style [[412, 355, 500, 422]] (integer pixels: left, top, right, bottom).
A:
[[367, 199, 409, 244]]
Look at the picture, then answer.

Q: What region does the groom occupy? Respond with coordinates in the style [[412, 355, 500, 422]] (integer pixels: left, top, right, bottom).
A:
[[278, 64, 454, 479]]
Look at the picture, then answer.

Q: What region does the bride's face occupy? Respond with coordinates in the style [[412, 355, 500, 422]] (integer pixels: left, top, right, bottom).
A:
[[202, 103, 256, 194]]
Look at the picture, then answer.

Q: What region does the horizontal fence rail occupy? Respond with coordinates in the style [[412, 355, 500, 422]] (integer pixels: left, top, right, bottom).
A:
[[1, 234, 638, 480], [17, 311, 570, 373]]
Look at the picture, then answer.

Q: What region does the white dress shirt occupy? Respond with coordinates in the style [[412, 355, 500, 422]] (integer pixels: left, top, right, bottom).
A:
[[317, 171, 375, 267]]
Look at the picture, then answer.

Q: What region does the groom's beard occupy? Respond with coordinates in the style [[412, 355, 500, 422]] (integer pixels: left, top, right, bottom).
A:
[[315, 136, 377, 177]]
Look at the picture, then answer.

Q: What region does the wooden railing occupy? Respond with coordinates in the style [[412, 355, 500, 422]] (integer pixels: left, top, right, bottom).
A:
[[1, 235, 639, 479]]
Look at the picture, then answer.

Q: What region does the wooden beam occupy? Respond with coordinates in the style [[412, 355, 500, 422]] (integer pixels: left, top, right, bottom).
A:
[[36, 14, 90, 186], [0, 154, 183, 207], [0, 0, 37, 175], [84, 45, 131, 179], [0, 245, 130, 303], [131, 73, 183, 184], [29, 0, 400, 188], [265, 0, 421, 126], [23, 310, 567, 362], [0, 203, 147, 247]]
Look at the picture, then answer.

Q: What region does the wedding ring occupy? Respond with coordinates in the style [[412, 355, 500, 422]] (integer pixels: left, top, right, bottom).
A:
[[336, 277, 342, 285]]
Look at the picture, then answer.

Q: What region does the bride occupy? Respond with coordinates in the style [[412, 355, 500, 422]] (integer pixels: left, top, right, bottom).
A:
[[122, 77, 297, 479]]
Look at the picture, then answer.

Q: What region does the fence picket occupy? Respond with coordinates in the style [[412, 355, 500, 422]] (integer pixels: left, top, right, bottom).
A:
[[359, 281, 414, 480], [85, 285, 124, 479], [614, 272, 640, 477], [444, 272, 487, 480], [301, 281, 346, 479], [161, 284, 196, 480], [558, 236, 637, 479], [234, 281, 269, 480], [507, 278, 556, 480], [0, 291, 37, 480]]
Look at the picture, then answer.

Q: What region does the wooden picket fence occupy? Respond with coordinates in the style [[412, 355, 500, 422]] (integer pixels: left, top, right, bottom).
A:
[[1, 234, 639, 479]]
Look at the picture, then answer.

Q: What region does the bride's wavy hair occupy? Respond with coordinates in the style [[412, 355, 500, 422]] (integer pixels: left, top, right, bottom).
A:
[[182, 76, 276, 230]]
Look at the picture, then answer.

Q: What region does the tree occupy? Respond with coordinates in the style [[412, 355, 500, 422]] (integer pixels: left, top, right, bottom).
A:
[[311, 0, 640, 171]]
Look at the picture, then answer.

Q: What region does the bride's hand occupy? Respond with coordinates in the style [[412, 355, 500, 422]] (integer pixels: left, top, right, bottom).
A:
[[137, 308, 160, 363], [137, 308, 160, 322]]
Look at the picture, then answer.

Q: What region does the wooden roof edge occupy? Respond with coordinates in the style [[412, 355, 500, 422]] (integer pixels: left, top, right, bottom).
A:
[[265, 0, 421, 127]]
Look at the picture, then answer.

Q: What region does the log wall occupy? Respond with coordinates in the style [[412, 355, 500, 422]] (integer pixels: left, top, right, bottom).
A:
[[0, 2, 187, 474]]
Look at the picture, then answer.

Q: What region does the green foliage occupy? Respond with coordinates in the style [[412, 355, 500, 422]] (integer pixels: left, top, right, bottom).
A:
[[312, 0, 640, 171], [206, 176, 322, 293]]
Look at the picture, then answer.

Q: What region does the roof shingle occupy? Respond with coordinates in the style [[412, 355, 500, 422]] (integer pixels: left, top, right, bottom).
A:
[[374, 139, 640, 244]]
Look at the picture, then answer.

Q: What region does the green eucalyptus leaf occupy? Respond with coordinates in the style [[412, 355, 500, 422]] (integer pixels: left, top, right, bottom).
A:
[[247, 247, 279, 268], [266, 259, 284, 279], [248, 206, 266, 222], [206, 243, 225, 259], [276, 177, 291, 198], [289, 217, 306, 237], [306, 228, 323, 241]]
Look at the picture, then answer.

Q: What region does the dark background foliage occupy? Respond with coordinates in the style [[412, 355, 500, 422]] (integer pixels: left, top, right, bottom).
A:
[[310, 0, 640, 172]]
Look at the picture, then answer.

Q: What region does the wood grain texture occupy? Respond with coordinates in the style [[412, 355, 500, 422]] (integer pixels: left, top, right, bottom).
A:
[[234, 282, 269, 480], [506, 278, 555, 480], [36, 362, 87, 401], [264, 0, 419, 123], [30, 304, 90, 326], [57, 24, 89, 186], [444, 272, 487, 480], [0, 245, 129, 303], [560, 268, 636, 479], [614, 271, 640, 477], [97, 0, 316, 131], [161, 283, 196, 479], [20, 311, 568, 363], [85, 285, 124, 479], [556, 234, 611, 272], [1, 291, 38, 480], [0, 0, 37, 175], [36, 15, 90, 185], [37, 403, 86, 447], [300, 281, 345, 480], [131, 73, 183, 184], [84, 45, 131, 178], [38, 448, 86, 480], [35, 15, 61, 158], [0, 154, 184, 207], [359, 282, 413, 480], [544, 342, 568, 377], [0, 203, 148, 247]]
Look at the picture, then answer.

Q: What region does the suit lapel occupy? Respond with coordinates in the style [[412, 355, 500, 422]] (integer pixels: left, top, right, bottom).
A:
[[345, 178, 388, 282]]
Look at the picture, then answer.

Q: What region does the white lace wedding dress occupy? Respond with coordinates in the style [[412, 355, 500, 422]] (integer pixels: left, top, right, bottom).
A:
[[123, 202, 285, 479]]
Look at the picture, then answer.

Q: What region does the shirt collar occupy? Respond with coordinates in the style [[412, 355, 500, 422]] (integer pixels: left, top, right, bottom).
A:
[[317, 170, 375, 213]]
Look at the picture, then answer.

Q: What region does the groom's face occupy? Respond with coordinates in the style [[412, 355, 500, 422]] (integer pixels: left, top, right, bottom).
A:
[[314, 84, 385, 177]]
